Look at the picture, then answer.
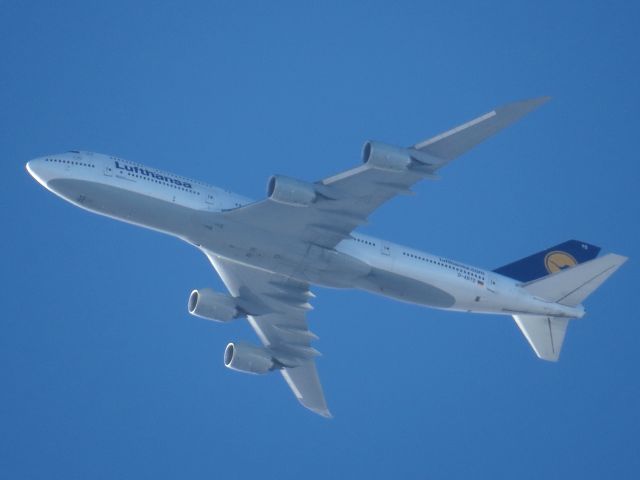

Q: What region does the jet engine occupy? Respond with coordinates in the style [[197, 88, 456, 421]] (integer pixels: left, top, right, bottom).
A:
[[267, 175, 317, 206], [362, 141, 439, 171], [224, 342, 276, 374], [188, 288, 239, 322]]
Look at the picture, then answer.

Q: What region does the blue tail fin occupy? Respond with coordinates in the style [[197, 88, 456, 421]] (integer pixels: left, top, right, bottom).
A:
[[493, 240, 601, 283]]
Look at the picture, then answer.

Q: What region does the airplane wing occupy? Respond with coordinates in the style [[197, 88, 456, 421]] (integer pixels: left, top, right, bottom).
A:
[[203, 251, 331, 418], [223, 97, 549, 249]]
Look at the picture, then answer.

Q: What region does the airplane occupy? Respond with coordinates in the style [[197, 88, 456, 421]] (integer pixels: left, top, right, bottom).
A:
[[26, 97, 627, 418]]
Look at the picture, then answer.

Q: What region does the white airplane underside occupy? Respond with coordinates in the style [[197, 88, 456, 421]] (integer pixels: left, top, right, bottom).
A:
[[26, 98, 627, 417]]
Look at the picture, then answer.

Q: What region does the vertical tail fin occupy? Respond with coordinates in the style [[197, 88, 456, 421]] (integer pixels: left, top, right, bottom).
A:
[[514, 253, 627, 361], [493, 240, 601, 282]]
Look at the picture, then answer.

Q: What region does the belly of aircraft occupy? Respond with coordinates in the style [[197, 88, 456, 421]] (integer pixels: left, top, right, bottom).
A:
[[355, 268, 456, 308]]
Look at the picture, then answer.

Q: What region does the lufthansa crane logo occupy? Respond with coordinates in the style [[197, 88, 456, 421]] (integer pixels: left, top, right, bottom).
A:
[[544, 251, 577, 273]]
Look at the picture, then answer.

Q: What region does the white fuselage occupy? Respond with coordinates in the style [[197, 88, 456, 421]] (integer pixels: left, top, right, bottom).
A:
[[26, 151, 583, 319]]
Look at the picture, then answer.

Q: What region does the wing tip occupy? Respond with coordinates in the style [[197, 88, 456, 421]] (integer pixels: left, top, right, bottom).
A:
[[526, 95, 551, 109], [309, 406, 333, 419], [531, 95, 552, 104], [413, 95, 551, 159], [298, 395, 332, 418], [497, 95, 551, 116]]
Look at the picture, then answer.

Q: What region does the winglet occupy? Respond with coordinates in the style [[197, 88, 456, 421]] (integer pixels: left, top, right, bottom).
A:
[[414, 96, 550, 162]]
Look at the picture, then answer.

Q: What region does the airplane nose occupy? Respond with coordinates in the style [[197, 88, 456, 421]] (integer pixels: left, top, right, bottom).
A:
[[26, 158, 41, 179], [26, 157, 52, 188]]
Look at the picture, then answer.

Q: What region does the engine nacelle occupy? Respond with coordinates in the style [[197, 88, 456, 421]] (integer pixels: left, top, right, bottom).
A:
[[188, 288, 239, 322], [267, 175, 317, 207], [362, 141, 439, 171], [224, 342, 276, 374]]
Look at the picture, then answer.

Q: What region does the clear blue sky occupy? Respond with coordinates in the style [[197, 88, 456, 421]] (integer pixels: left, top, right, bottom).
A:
[[2, 1, 639, 478]]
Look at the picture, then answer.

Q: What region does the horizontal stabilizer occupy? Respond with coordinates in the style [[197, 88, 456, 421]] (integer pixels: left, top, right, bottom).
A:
[[523, 253, 628, 306], [513, 315, 570, 362], [413, 97, 549, 162]]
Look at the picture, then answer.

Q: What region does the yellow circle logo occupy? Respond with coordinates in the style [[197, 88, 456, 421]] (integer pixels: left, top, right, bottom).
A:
[[544, 251, 577, 273]]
